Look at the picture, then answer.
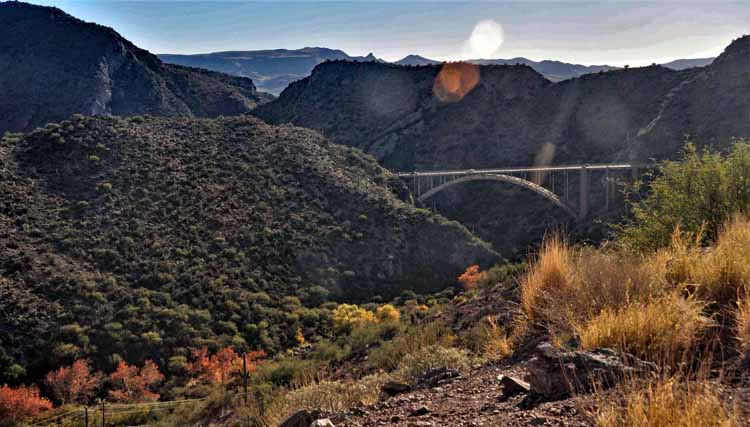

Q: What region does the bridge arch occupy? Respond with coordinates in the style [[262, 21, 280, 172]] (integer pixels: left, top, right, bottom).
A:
[[416, 173, 578, 219]]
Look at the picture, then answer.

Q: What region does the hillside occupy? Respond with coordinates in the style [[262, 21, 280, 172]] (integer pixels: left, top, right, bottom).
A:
[[159, 48, 381, 95], [0, 2, 272, 135], [0, 115, 497, 385], [253, 36, 750, 254]]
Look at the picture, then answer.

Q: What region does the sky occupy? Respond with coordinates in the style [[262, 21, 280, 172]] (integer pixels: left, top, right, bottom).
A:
[[26, 1, 750, 66]]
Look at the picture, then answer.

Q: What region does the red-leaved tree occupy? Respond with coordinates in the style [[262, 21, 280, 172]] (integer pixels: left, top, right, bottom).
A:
[[458, 264, 487, 291], [45, 359, 102, 405], [108, 360, 164, 403], [0, 384, 53, 423], [187, 347, 265, 386]]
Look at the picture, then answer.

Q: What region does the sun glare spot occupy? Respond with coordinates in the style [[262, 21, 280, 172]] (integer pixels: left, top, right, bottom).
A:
[[465, 20, 504, 59]]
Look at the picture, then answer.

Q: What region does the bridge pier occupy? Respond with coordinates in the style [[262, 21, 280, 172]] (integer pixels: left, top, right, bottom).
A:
[[578, 166, 590, 220]]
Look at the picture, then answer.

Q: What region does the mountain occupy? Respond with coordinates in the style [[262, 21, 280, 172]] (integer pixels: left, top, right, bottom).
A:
[[159, 48, 381, 95], [0, 2, 272, 136], [469, 57, 617, 81], [0, 114, 497, 383], [661, 57, 715, 70], [254, 35, 750, 254], [395, 55, 442, 66]]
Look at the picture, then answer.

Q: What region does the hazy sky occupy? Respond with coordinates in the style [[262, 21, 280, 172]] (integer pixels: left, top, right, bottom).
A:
[[27, 1, 750, 66]]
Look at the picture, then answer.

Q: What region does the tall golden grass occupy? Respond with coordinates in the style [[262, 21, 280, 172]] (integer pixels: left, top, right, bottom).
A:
[[595, 377, 742, 427]]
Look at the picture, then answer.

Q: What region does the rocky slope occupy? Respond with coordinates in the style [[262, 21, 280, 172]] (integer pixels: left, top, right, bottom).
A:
[[0, 2, 272, 135], [0, 115, 497, 383]]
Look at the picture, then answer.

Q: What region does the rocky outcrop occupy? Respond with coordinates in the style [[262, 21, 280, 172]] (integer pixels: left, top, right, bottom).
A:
[[525, 343, 658, 399]]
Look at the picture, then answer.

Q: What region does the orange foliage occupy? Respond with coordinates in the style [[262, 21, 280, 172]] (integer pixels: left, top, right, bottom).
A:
[[186, 347, 265, 386], [45, 359, 102, 405], [458, 265, 487, 290], [108, 360, 164, 403], [0, 384, 53, 422]]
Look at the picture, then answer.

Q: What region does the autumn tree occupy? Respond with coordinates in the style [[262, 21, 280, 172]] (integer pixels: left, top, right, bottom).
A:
[[186, 347, 265, 386], [45, 359, 102, 405], [0, 384, 53, 423], [458, 265, 487, 291], [108, 360, 164, 403]]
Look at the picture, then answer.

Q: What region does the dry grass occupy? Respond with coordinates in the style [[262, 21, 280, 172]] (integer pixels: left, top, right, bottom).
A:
[[595, 377, 742, 427], [284, 374, 389, 413], [392, 345, 471, 385], [520, 236, 670, 340], [670, 216, 750, 306], [576, 293, 711, 363], [734, 293, 750, 356], [462, 316, 513, 360]]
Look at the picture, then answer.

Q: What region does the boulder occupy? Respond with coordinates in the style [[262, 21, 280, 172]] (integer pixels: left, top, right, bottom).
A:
[[310, 419, 335, 427], [498, 375, 530, 397], [381, 381, 412, 397], [279, 410, 325, 427], [409, 406, 431, 417], [525, 343, 658, 399], [415, 367, 459, 388]]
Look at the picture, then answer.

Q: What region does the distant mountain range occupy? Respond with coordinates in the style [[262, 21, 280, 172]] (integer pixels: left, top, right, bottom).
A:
[[160, 48, 716, 94]]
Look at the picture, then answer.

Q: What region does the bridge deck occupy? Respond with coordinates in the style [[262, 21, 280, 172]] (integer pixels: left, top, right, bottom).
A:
[[396, 163, 648, 177]]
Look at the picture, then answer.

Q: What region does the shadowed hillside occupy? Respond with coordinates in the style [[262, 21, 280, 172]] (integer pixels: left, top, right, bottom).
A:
[[0, 2, 272, 135], [0, 115, 497, 384]]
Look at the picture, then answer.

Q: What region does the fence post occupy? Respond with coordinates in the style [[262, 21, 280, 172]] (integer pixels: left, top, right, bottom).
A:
[[101, 400, 105, 427], [84, 407, 88, 427]]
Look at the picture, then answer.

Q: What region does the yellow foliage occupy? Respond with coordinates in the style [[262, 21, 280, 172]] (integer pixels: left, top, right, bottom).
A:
[[332, 304, 377, 332], [375, 304, 401, 323]]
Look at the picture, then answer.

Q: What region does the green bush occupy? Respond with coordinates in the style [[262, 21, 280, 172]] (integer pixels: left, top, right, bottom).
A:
[[392, 345, 470, 385], [620, 142, 750, 251]]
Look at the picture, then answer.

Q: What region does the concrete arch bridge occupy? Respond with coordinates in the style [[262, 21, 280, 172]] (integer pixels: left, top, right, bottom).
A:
[[396, 164, 651, 221]]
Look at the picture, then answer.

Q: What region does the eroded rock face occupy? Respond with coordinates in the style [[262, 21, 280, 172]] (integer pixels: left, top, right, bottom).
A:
[[525, 343, 658, 399]]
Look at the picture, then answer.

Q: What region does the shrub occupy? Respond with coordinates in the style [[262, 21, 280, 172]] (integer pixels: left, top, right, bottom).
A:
[[461, 316, 512, 360], [575, 293, 711, 363], [108, 360, 164, 403], [45, 359, 102, 405], [457, 265, 486, 291], [392, 345, 470, 385], [284, 374, 388, 414], [0, 384, 52, 423], [375, 304, 400, 324], [332, 304, 377, 333], [368, 321, 455, 371], [620, 142, 750, 251]]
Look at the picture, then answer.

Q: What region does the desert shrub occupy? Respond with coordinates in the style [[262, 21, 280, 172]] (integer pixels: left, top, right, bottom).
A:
[[576, 293, 711, 363], [284, 373, 388, 414], [620, 142, 750, 251], [392, 345, 470, 385], [461, 316, 513, 360], [332, 304, 377, 333], [595, 377, 743, 427], [368, 321, 455, 371], [375, 304, 400, 324]]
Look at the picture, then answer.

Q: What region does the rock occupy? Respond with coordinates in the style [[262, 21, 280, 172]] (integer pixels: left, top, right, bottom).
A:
[[309, 419, 335, 427], [530, 417, 547, 426], [279, 410, 322, 427], [498, 375, 530, 397], [416, 367, 459, 388], [526, 343, 658, 399], [409, 405, 431, 416], [381, 381, 412, 397]]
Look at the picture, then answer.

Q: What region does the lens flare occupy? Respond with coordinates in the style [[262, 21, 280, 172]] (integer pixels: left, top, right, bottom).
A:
[[466, 20, 504, 59], [433, 62, 480, 103]]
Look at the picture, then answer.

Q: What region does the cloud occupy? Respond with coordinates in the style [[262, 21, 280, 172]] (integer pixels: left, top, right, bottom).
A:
[[463, 20, 504, 59]]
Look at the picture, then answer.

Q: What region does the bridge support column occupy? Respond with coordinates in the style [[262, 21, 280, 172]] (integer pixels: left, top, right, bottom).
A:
[[579, 167, 590, 220]]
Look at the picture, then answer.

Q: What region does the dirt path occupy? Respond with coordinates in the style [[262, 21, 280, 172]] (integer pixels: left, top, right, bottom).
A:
[[330, 363, 595, 427]]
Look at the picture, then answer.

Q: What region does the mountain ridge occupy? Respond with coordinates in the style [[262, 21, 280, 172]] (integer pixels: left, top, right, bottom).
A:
[[0, 2, 272, 135]]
